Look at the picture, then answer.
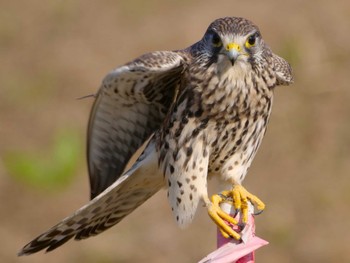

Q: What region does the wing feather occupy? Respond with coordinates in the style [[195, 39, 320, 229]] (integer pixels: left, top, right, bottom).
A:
[[87, 51, 187, 199], [18, 141, 162, 255], [272, 53, 293, 86]]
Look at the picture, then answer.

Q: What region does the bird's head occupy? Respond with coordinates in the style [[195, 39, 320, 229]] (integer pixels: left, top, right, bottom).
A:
[[200, 17, 269, 72]]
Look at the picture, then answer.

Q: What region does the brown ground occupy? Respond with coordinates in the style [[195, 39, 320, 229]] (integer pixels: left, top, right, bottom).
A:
[[1, 0, 350, 262]]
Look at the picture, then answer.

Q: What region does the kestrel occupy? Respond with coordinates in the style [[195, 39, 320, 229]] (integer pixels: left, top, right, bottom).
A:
[[19, 17, 293, 255]]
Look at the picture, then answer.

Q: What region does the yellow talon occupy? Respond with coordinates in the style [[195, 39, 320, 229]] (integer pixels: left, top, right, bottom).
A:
[[231, 185, 265, 223], [207, 198, 241, 240], [211, 194, 238, 225], [207, 185, 265, 239]]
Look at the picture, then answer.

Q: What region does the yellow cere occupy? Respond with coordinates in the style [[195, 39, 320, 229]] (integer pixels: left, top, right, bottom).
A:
[[226, 43, 241, 52]]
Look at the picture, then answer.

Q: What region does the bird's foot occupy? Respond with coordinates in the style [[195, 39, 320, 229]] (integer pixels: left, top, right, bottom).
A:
[[207, 194, 240, 240], [208, 185, 265, 239], [221, 185, 265, 224]]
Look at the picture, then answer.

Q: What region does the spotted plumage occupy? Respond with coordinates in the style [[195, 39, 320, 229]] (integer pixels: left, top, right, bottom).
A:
[[19, 17, 293, 256]]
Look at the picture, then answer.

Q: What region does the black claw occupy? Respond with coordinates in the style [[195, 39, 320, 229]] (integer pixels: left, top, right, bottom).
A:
[[238, 222, 246, 230], [253, 209, 264, 216], [229, 234, 241, 241]]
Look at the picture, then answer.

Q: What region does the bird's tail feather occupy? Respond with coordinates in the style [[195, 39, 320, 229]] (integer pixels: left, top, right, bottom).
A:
[[18, 142, 163, 256]]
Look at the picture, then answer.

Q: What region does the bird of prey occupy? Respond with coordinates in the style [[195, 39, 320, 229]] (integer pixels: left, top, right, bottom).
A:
[[18, 17, 293, 255]]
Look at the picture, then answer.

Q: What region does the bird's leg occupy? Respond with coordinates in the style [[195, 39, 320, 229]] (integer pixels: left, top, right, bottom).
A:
[[203, 195, 241, 240], [207, 184, 265, 239]]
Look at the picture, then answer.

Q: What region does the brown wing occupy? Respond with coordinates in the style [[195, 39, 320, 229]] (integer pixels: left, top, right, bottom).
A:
[[87, 51, 187, 199], [272, 53, 293, 86]]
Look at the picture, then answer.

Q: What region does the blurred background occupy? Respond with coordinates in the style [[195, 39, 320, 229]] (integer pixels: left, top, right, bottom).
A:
[[1, 0, 349, 262]]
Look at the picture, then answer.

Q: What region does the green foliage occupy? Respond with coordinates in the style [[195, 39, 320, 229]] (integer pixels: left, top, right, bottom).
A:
[[4, 130, 82, 191]]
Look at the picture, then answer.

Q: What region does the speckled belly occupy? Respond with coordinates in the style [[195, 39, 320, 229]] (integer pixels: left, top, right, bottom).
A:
[[207, 118, 266, 183]]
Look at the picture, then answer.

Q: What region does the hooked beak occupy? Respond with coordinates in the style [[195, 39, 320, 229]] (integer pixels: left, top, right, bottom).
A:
[[225, 43, 241, 66]]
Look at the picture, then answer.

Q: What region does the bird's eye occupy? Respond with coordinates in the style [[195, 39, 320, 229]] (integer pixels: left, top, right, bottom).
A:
[[211, 33, 222, 48], [245, 33, 259, 48]]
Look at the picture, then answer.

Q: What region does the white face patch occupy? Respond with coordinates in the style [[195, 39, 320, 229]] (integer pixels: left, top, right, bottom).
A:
[[216, 54, 252, 83], [221, 34, 247, 47]]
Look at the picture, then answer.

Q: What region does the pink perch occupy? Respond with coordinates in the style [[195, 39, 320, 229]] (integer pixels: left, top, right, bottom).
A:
[[199, 202, 268, 263]]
